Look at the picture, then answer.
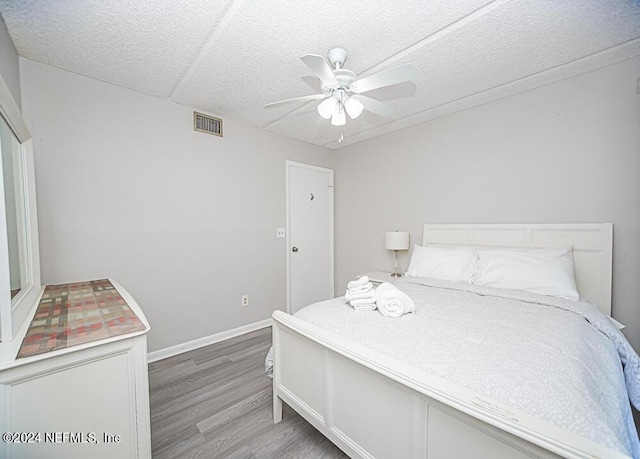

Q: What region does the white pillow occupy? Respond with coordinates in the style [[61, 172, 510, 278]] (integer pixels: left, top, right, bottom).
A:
[[405, 245, 477, 282], [473, 247, 579, 301]]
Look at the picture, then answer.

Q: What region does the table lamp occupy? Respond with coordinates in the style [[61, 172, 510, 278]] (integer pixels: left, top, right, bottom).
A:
[[385, 231, 410, 277]]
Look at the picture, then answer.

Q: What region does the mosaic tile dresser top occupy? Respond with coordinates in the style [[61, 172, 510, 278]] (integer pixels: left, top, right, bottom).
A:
[[17, 279, 146, 359]]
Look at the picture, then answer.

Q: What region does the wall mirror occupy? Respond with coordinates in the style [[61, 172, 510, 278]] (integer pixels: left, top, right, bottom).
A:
[[0, 75, 41, 343], [0, 115, 28, 300]]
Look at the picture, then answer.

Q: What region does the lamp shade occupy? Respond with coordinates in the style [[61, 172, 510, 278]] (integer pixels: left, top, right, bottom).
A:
[[317, 97, 337, 119], [331, 103, 346, 126], [344, 96, 364, 119], [385, 231, 409, 251]]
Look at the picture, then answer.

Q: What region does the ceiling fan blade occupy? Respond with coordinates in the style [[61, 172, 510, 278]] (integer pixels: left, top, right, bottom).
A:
[[351, 94, 394, 117], [300, 54, 340, 88], [350, 63, 418, 94], [264, 93, 327, 109]]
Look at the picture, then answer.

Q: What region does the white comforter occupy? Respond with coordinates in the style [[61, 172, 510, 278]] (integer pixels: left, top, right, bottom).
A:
[[292, 276, 640, 458]]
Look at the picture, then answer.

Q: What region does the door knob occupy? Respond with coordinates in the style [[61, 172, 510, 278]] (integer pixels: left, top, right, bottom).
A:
[[292, 247, 299, 252]]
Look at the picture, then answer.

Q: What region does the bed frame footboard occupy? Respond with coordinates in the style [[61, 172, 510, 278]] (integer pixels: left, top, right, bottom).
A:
[[273, 388, 283, 423], [271, 311, 625, 459]]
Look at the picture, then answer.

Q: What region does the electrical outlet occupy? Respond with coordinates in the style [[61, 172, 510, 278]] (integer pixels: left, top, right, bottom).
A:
[[241, 295, 249, 307], [276, 227, 285, 238]]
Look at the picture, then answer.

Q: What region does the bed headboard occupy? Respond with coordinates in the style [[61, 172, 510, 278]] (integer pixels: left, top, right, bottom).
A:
[[422, 223, 613, 315]]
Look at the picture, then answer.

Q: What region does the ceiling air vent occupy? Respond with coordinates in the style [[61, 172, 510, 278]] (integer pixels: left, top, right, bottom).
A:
[[193, 112, 223, 137]]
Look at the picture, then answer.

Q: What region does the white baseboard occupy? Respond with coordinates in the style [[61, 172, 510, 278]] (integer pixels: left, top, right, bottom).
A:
[[147, 318, 272, 363]]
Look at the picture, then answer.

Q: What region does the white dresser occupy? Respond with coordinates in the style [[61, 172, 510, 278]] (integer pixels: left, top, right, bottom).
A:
[[0, 280, 151, 459]]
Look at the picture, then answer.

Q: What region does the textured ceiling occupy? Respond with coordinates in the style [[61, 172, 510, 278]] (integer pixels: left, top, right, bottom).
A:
[[1, 0, 639, 149]]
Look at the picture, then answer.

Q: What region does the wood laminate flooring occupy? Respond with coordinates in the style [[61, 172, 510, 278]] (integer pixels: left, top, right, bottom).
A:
[[149, 326, 349, 458]]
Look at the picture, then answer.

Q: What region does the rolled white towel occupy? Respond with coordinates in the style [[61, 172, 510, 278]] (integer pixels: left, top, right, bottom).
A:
[[347, 276, 369, 290], [376, 282, 415, 318], [345, 287, 376, 302], [346, 282, 373, 296]]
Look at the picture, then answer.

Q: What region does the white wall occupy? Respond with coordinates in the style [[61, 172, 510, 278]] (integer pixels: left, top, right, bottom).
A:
[[0, 14, 20, 109], [19, 58, 335, 352], [335, 57, 640, 351], [16, 51, 640, 355]]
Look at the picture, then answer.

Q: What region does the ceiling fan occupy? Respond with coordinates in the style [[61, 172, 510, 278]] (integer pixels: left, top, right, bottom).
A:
[[265, 48, 418, 126]]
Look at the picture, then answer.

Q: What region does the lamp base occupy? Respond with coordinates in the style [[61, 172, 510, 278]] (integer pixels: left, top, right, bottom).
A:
[[391, 272, 402, 277]]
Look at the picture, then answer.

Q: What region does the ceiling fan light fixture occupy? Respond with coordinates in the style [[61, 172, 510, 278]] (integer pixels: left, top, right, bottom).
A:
[[344, 97, 364, 119], [266, 48, 418, 129], [317, 97, 337, 119], [331, 103, 346, 126]]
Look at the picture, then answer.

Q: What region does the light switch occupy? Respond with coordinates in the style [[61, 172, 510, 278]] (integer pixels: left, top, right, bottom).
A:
[[276, 227, 286, 238]]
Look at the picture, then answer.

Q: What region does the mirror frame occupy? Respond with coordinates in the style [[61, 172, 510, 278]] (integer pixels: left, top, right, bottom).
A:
[[0, 71, 41, 342]]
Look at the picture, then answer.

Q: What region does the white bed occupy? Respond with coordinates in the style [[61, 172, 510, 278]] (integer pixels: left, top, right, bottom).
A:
[[271, 223, 639, 459]]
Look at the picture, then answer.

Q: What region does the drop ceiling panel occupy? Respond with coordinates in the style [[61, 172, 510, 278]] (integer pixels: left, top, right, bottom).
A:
[[0, 0, 233, 97], [393, 0, 640, 109]]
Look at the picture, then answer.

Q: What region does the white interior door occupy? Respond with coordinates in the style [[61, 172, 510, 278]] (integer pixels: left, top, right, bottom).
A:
[[286, 161, 334, 314]]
